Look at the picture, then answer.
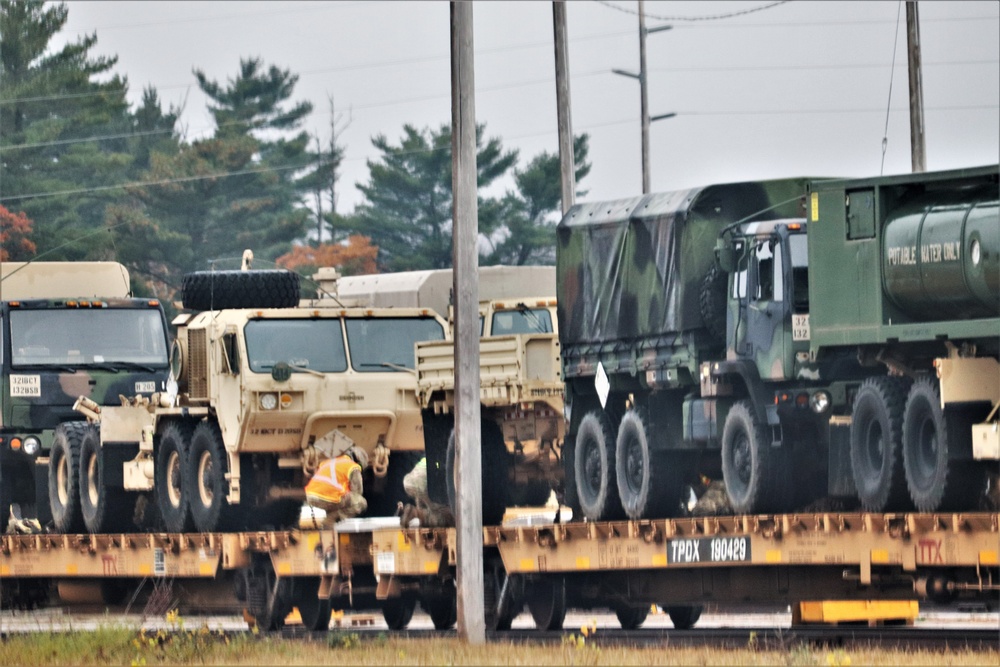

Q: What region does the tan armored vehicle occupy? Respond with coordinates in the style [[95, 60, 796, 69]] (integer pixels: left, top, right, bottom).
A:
[[79, 266, 447, 533]]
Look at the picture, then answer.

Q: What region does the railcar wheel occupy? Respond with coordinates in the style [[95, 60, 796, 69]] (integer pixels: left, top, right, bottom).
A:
[[425, 592, 457, 630], [574, 411, 622, 521], [294, 578, 331, 632], [483, 557, 520, 631], [80, 425, 134, 533], [721, 401, 786, 514], [666, 604, 703, 629], [187, 420, 235, 532], [902, 378, 986, 512], [526, 577, 566, 631], [616, 408, 680, 519], [156, 422, 194, 533], [49, 422, 87, 533], [181, 270, 300, 311], [242, 557, 293, 632], [850, 377, 910, 512], [381, 596, 417, 630], [445, 421, 509, 526], [615, 604, 649, 630]]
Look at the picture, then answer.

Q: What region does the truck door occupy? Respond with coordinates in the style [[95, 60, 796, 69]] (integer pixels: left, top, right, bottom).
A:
[[735, 236, 787, 380]]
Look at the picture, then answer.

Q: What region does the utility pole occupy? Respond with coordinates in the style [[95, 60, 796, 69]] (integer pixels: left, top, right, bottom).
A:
[[613, 1, 674, 194], [450, 0, 485, 645], [553, 1, 575, 214], [906, 1, 926, 172]]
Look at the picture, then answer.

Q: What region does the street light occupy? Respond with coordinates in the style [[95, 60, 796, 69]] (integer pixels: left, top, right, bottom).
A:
[[613, 1, 674, 194]]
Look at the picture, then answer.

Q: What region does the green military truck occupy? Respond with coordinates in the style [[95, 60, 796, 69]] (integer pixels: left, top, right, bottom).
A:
[[0, 261, 170, 533], [75, 268, 448, 533], [557, 166, 999, 521]]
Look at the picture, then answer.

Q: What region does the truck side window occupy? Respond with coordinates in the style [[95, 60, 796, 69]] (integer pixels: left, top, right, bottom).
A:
[[732, 242, 748, 299], [753, 241, 774, 302], [772, 240, 784, 302]]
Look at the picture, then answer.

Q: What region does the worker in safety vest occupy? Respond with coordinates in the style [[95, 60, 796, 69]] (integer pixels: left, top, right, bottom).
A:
[[305, 446, 369, 527]]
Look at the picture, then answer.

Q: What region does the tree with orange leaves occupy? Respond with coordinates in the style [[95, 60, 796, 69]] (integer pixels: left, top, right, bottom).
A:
[[276, 234, 378, 280], [0, 205, 36, 261]]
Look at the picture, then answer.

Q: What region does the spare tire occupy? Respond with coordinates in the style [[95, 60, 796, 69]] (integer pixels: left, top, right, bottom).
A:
[[182, 270, 300, 311], [699, 263, 728, 345]]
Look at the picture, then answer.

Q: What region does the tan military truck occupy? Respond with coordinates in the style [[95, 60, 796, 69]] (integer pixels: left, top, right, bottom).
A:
[[368, 267, 562, 525], [77, 266, 447, 533]]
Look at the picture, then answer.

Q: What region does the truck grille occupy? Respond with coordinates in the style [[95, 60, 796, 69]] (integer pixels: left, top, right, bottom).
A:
[[188, 329, 208, 399]]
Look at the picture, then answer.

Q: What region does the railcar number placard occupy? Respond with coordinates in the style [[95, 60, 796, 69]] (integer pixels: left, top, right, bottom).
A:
[[667, 536, 751, 564]]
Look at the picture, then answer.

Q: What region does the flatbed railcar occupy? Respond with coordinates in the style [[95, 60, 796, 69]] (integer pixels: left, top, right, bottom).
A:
[[2, 511, 997, 632]]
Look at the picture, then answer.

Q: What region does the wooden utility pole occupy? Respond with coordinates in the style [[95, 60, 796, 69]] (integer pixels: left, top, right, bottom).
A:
[[553, 1, 575, 214], [450, 0, 485, 644], [906, 1, 926, 172]]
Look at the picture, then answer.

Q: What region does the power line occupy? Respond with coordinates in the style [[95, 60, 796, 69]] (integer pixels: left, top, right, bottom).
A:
[[594, 0, 791, 22]]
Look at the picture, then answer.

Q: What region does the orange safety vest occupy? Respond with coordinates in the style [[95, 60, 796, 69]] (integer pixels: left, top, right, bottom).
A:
[[305, 455, 362, 504]]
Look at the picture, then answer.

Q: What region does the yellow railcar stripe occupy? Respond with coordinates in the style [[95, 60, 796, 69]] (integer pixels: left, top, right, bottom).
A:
[[277, 562, 292, 575], [201, 562, 216, 576], [519, 558, 537, 572], [66, 564, 78, 575], [766, 550, 782, 563], [139, 565, 152, 576], [397, 532, 411, 553], [871, 549, 889, 563], [652, 554, 667, 567], [575, 556, 590, 569], [980, 551, 999, 565], [424, 561, 438, 573], [1, 565, 9, 576]]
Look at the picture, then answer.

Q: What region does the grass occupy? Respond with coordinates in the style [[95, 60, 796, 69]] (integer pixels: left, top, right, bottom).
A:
[[0, 624, 997, 667]]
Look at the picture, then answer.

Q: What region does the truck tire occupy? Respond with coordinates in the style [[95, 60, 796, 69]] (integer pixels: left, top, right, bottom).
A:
[[49, 422, 88, 533], [382, 595, 417, 630], [850, 377, 911, 512], [425, 591, 458, 630], [902, 378, 986, 512], [294, 578, 331, 632], [187, 420, 236, 532], [574, 411, 623, 521], [615, 408, 678, 519], [666, 604, 703, 629], [526, 577, 566, 631], [181, 270, 300, 311], [446, 422, 509, 526], [80, 426, 135, 533], [156, 422, 194, 533], [721, 400, 787, 514], [699, 264, 728, 345]]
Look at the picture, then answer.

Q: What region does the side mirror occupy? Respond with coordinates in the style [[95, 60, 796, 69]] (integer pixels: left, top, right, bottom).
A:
[[715, 245, 736, 273], [271, 361, 292, 383]]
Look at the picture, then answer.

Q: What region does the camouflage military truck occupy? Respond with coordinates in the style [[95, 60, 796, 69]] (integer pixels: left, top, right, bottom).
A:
[[338, 265, 562, 526], [0, 261, 170, 534], [558, 166, 999, 522], [77, 267, 448, 533]]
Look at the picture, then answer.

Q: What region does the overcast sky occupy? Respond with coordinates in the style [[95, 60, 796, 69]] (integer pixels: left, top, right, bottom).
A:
[[58, 0, 999, 214]]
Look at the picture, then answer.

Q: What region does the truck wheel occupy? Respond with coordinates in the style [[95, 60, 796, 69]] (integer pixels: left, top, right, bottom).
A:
[[425, 591, 457, 630], [665, 604, 703, 629], [699, 263, 728, 345], [187, 420, 235, 532], [80, 426, 135, 533], [615, 603, 649, 630], [181, 270, 300, 311], [446, 422, 509, 526], [902, 379, 986, 512], [616, 408, 677, 519], [156, 422, 194, 533], [850, 377, 910, 512], [721, 400, 784, 514], [526, 577, 566, 631], [294, 578, 331, 631], [574, 411, 623, 521], [382, 595, 417, 630], [49, 422, 87, 533]]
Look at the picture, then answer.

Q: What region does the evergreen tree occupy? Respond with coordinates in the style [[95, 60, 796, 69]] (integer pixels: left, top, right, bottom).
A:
[[341, 123, 517, 271], [0, 0, 137, 260]]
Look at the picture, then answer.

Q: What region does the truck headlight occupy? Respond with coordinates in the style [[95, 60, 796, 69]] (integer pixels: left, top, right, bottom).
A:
[[809, 391, 830, 414], [259, 393, 278, 410], [23, 436, 41, 456]]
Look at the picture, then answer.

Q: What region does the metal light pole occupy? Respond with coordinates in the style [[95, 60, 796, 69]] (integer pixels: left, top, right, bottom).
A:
[[612, 0, 674, 194]]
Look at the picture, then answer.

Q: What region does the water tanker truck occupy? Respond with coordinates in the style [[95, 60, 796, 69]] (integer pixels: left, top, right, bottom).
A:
[[556, 166, 998, 521]]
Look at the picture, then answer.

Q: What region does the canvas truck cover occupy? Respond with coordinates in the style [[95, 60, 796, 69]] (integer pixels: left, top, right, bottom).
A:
[[556, 179, 810, 347], [0, 261, 131, 300], [329, 266, 556, 318]]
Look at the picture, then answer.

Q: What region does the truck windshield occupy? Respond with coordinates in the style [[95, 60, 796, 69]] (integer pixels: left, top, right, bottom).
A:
[[490, 308, 553, 335], [245, 319, 348, 373], [9, 308, 168, 367], [345, 317, 445, 372]]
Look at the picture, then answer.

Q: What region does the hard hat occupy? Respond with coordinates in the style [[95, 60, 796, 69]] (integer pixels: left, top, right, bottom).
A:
[[346, 445, 368, 469]]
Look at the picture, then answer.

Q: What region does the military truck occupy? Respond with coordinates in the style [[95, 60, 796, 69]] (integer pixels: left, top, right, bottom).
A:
[[0, 261, 170, 533], [76, 267, 448, 533], [557, 166, 999, 521], [337, 265, 562, 525]]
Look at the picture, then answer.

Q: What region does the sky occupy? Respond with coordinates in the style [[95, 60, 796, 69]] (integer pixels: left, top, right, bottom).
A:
[[56, 1, 1000, 215]]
